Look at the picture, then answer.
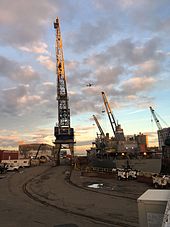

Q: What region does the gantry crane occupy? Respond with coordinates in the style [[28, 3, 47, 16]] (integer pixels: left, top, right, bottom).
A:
[[93, 115, 105, 138], [53, 17, 75, 165]]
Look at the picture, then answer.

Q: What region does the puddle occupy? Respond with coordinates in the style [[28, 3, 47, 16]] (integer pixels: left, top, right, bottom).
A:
[[87, 183, 103, 189]]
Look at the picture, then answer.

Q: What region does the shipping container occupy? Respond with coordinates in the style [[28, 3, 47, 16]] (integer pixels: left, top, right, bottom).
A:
[[0, 150, 18, 161], [1, 159, 30, 167]]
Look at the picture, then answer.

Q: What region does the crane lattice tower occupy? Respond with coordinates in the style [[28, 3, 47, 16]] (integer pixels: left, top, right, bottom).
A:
[[53, 17, 75, 166]]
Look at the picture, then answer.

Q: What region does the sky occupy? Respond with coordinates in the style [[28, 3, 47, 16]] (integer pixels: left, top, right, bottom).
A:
[[0, 0, 170, 154]]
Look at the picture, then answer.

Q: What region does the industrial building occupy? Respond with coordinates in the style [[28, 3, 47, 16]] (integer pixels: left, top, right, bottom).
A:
[[19, 143, 53, 159], [0, 150, 18, 162], [158, 127, 170, 149]]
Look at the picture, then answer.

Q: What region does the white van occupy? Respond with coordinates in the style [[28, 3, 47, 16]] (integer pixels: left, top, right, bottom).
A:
[[1, 159, 30, 168]]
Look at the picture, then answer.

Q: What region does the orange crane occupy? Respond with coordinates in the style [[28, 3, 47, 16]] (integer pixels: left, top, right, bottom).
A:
[[53, 17, 75, 165], [93, 115, 105, 138], [101, 91, 125, 142], [93, 114, 106, 152]]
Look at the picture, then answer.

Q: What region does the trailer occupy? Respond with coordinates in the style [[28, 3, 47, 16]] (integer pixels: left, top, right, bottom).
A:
[[1, 159, 30, 168]]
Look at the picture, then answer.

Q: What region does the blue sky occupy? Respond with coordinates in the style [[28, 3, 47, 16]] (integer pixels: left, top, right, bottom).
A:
[[0, 0, 170, 154]]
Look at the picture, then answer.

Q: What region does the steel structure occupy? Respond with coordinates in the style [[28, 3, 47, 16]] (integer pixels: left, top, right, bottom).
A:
[[149, 106, 163, 130], [93, 115, 105, 137], [101, 92, 125, 141], [101, 91, 117, 136], [53, 17, 75, 165]]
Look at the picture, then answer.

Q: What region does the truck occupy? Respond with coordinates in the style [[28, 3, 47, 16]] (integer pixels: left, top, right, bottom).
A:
[[152, 174, 169, 188], [117, 168, 138, 180], [1, 159, 30, 168]]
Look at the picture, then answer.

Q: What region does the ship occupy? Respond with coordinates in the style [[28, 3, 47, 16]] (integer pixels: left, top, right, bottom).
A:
[[86, 132, 162, 173], [89, 94, 169, 174]]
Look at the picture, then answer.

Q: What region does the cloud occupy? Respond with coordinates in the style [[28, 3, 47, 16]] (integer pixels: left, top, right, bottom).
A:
[[0, 129, 21, 148], [66, 17, 119, 53], [65, 37, 164, 115], [0, 85, 41, 116], [0, 128, 54, 149], [120, 76, 156, 95], [135, 60, 161, 76], [0, 1, 169, 150], [95, 66, 124, 85], [0, 56, 40, 83], [37, 55, 55, 71], [92, 0, 170, 34], [126, 0, 170, 33], [108, 37, 163, 66], [19, 41, 49, 54], [29, 128, 53, 144], [0, 0, 55, 46]]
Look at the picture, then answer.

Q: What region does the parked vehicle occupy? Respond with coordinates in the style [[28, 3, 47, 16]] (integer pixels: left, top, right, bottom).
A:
[[1, 159, 30, 168], [117, 169, 128, 180], [39, 156, 47, 163], [7, 164, 20, 171], [117, 168, 138, 180], [152, 174, 169, 188], [128, 169, 138, 179], [0, 163, 8, 174], [30, 158, 40, 166]]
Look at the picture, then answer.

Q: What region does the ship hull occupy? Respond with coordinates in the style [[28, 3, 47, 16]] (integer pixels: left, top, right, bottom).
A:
[[116, 158, 161, 173], [90, 158, 162, 173]]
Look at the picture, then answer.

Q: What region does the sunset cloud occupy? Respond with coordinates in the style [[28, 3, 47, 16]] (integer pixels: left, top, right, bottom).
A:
[[37, 55, 55, 71], [19, 42, 49, 54], [0, 1, 169, 150]]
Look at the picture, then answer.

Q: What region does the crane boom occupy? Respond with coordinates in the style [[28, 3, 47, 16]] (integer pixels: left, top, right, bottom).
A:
[[101, 91, 125, 143], [101, 91, 117, 136], [149, 106, 162, 130], [93, 115, 105, 137]]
